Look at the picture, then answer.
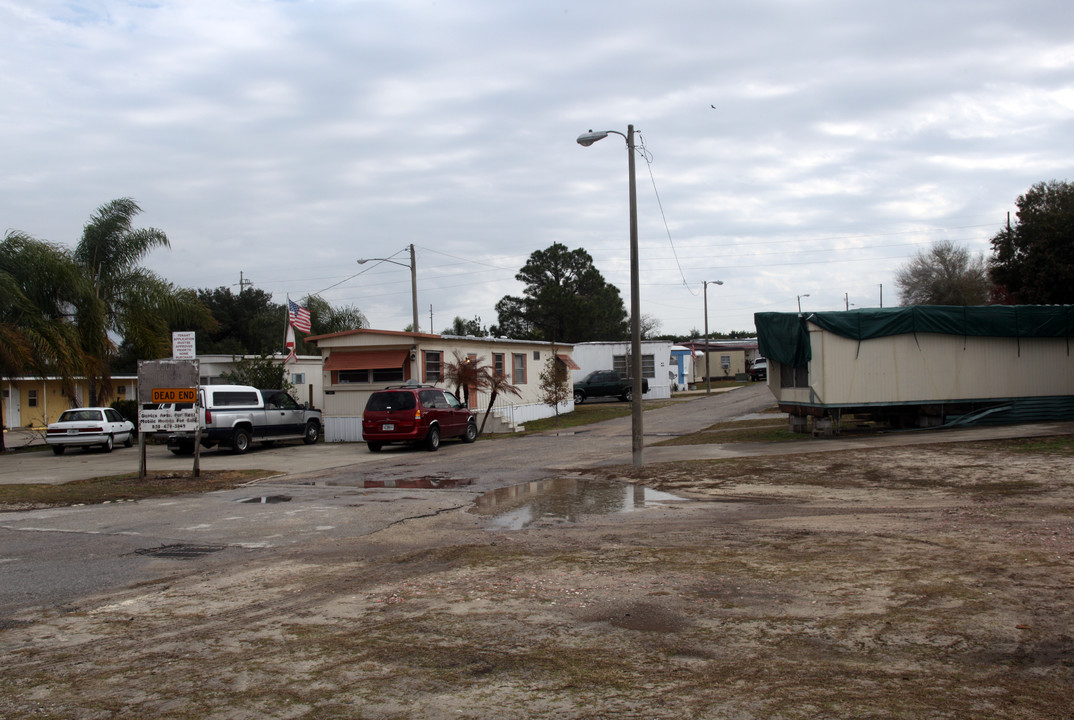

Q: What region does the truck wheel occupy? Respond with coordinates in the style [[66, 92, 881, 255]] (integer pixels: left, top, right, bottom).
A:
[[573, 390, 585, 404], [367, 442, 383, 452], [170, 443, 194, 456], [231, 428, 252, 454], [425, 426, 441, 451], [461, 420, 478, 443], [621, 389, 633, 402], [303, 421, 320, 445]]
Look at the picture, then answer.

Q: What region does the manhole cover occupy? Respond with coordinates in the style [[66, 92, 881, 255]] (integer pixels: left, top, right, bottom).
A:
[[236, 495, 292, 504], [135, 544, 227, 559]]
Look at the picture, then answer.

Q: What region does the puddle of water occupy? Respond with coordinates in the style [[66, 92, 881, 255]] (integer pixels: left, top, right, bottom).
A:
[[472, 478, 686, 530]]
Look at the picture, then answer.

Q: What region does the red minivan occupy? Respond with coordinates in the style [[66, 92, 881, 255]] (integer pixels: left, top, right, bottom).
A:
[[362, 384, 478, 452]]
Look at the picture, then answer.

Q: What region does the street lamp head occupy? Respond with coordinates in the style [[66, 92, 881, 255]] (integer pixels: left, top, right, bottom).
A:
[[356, 259, 369, 265], [576, 129, 609, 147], [712, 280, 724, 286]]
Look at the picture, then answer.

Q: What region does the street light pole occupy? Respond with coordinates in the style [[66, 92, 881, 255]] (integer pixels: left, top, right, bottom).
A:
[[703, 279, 723, 395], [578, 124, 644, 468], [797, 293, 810, 314], [357, 243, 420, 334]]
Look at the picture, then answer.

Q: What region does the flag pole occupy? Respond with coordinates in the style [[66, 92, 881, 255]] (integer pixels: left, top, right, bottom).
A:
[[284, 294, 291, 350]]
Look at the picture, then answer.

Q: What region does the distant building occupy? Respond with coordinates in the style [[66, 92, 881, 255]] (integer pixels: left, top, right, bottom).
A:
[[684, 338, 760, 384]]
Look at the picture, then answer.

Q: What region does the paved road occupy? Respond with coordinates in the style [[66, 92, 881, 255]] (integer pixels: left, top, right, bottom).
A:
[[0, 388, 772, 614], [0, 386, 769, 487]]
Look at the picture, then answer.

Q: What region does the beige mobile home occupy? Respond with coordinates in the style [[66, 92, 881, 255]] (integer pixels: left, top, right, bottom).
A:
[[307, 328, 577, 441], [756, 306, 1074, 430]]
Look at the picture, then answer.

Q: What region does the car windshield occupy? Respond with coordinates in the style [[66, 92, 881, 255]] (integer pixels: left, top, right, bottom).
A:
[[58, 410, 102, 423], [365, 391, 416, 412]]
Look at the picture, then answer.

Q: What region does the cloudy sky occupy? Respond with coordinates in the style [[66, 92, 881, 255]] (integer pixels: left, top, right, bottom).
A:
[[3, 0, 1072, 338]]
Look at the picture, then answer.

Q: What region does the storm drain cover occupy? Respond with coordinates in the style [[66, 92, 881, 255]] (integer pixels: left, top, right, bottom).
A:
[[236, 495, 292, 504], [135, 544, 227, 560]]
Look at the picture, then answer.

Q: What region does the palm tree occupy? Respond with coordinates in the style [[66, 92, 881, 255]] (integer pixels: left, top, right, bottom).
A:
[[1, 232, 101, 450], [74, 198, 212, 404], [442, 350, 487, 407], [479, 369, 521, 436]]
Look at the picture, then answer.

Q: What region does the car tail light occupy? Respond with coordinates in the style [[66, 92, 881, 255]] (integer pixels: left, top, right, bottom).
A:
[[78, 426, 104, 433], [204, 408, 212, 424]]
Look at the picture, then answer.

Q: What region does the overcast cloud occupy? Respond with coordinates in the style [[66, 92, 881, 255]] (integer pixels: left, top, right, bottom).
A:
[[3, 0, 1072, 338]]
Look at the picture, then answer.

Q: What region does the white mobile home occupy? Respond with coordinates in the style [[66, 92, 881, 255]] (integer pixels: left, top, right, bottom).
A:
[[756, 306, 1074, 430], [570, 341, 674, 399]]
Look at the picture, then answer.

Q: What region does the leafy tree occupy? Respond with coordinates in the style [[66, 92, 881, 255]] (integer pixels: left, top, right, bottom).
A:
[[74, 198, 213, 403], [990, 180, 1074, 304], [537, 348, 571, 419], [895, 240, 991, 306], [1, 232, 100, 450], [221, 354, 293, 391], [191, 286, 283, 355], [442, 316, 488, 337], [638, 313, 662, 340], [492, 243, 628, 342], [489, 296, 533, 339]]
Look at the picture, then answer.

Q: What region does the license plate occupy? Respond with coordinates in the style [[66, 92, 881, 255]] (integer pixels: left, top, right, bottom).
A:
[[382, 423, 395, 431], [67, 429, 78, 435]]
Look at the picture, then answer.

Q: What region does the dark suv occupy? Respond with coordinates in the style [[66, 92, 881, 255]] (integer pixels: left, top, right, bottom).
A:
[[362, 384, 478, 452]]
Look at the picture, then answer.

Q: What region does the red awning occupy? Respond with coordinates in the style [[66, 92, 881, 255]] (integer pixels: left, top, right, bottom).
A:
[[324, 349, 409, 371], [557, 353, 581, 370]]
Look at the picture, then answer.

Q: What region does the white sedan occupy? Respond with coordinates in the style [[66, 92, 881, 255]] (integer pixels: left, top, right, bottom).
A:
[[45, 407, 136, 455]]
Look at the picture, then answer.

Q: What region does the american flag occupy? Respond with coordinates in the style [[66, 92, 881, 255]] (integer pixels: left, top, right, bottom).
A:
[[288, 298, 312, 334]]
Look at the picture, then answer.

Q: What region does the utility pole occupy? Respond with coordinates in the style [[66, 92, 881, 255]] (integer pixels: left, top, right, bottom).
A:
[[239, 272, 253, 294]]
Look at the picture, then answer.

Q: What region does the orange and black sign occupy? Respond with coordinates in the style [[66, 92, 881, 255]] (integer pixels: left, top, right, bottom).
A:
[[151, 387, 197, 403]]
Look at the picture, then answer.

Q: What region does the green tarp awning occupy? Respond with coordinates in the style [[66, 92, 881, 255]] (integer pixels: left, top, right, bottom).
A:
[[755, 305, 1074, 368]]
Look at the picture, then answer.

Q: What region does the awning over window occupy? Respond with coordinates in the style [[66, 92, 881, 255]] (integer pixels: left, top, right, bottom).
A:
[[557, 354, 581, 370], [324, 349, 410, 371]]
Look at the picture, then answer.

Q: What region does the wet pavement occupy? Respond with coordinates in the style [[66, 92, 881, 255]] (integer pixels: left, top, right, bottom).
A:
[[471, 476, 688, 530]]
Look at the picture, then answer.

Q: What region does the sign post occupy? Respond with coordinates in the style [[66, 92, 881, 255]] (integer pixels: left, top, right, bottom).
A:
[[137, 359, 200, 479]]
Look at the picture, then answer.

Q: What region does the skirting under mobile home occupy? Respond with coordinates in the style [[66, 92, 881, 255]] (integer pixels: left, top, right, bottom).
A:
[[755, 306, 1074, 428]]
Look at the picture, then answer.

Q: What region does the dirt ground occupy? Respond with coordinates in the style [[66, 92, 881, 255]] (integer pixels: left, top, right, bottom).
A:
[[2, 437, 1073, 719]]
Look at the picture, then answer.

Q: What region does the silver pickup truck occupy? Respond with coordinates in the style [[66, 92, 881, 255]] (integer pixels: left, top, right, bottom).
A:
[[166, 384, 322, 455]]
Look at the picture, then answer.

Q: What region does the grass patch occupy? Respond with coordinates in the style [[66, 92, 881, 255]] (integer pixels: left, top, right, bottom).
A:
[[0, 469, 274, 510], [973, 434, 1074, 455], [655, 425, 798, 445], [653, 415, 797, 446]]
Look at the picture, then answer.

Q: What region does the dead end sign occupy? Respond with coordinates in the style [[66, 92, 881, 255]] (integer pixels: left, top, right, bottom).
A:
[[152, 387, 197, 403]]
